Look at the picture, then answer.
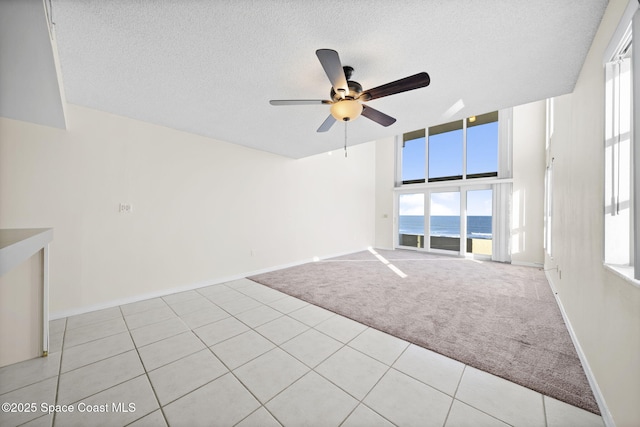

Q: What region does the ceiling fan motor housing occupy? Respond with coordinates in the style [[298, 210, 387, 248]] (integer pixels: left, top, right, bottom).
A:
[[330, 66, 363, 101]]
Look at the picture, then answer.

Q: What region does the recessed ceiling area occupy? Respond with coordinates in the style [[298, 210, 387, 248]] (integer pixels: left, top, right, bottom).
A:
[[46, 0, 607, 158]]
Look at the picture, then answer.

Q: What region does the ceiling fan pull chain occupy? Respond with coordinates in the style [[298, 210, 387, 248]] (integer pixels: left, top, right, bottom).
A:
[[344, 121, 348, 158]]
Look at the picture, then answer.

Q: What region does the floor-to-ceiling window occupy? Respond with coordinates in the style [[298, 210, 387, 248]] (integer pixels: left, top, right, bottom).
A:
[[429, 191, 461, 252], [398, 193, 425, 248], [466, 188, 493, 256], [395, 111, 510, 259]]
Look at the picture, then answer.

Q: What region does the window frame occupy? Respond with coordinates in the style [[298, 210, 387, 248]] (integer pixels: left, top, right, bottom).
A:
[[394, 108, 513, 261], [544, 98, 554, 257], [396, 184, 495, 258], [397, 111, 506, 187], [602, 0, 640, 285]]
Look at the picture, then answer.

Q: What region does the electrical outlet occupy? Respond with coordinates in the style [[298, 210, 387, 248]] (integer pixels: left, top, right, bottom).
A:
[[119, 203, 132, 213]]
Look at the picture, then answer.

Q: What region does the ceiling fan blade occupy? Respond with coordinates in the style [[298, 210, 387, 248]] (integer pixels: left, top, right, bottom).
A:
[[359, 72, 430, 101], [270, 100, 332, 105], [361, 105, 396, 127], [316, 49, 348, 94], [317, 115, 337, 132]]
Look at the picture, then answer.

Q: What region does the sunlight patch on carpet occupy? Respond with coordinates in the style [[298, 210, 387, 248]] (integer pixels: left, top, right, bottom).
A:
[[368, 247, 407, 278]]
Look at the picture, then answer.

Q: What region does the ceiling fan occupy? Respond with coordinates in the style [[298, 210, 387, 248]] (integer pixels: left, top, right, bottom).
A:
[[270, 49, 431, 132]]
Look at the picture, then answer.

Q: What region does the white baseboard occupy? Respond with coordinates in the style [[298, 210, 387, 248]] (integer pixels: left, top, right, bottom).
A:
[[50, 247, 369, 320], [511, 260, 544, 268], [544, 271, 615, 427]]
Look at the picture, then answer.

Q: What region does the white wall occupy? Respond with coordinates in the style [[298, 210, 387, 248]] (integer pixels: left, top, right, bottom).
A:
[[374, 136, 396, 249], [511, 101, 546, 265], [546, 0, 640, 425], [0, 105, 376, 316]]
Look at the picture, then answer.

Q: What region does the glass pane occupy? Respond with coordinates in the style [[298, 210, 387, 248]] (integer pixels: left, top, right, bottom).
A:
[[399, 194, 425, 248], [430, 192, 460, 251], [402, 136, 426, 183], [466, 189, 493, 255], [604, 58, 632, 265], [467, 112, 498, 177], [428, 120, 463, 181]]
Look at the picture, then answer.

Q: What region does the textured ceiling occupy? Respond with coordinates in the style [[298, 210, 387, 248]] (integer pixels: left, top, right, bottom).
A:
[[50, 0, 608, 158]]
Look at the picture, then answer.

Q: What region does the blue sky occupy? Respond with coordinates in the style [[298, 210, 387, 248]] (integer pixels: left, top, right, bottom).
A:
[[403, 121, 498, 180], [400, 120, 498, 216]]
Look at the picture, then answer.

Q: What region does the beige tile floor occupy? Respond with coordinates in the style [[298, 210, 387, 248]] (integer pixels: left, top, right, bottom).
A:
[[0, 278, 605, 427]]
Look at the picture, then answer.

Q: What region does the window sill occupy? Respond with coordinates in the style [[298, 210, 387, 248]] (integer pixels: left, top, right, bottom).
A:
[[394, 177, 513, 191], [604, 263, 640, 288]]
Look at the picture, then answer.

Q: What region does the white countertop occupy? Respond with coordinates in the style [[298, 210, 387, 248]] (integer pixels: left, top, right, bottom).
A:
[[0, 228, 53, 276]]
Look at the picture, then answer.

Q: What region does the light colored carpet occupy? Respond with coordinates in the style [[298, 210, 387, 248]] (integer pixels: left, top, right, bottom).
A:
[[249, 249, 599, 414]]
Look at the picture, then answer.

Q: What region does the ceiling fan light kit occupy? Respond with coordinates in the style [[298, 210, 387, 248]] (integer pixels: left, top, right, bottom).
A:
[[270, 49, 430, 133], [330, 99, 363, 121]]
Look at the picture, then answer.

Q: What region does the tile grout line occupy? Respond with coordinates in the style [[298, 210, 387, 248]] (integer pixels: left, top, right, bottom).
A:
[[323, 330, 494, 427], [175, 309, 283, 426], [62, 318, 127, 350], [140, 312, 228, 404], [230, 406, 279, 427], [64, 313, 122, 332], [48, 310, 163, 424], [61, 330, 126, 352], [195, 297, 321, 355], [51, 317, 67, 427], [147, 296, 277, 414], [450, 365, 519, 427], [120, 299, 172, 318], [139, 290, 391, 426], [198, 287, 282, 324], [247, 321, 401, 427], [52, 317, 157, 424], [440, 364, 466, 427], [334, 340, 412, 427], [223, 299, 352, 425], [452, 364, 466, 398], [118, 304, 170, 427], [0, 324, 63, 425], [227, 354, 284, 427], [218, 291, 407, 426], [57, 333, 136, 376]]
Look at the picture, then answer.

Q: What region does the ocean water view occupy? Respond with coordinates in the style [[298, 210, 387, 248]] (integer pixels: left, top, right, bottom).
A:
[[399, 215, 492, 239]]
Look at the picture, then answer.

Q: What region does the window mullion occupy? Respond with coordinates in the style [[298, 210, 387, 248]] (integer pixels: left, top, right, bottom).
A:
[[462, 118, 467, 180], [633, 8, 639, 278], [613, 60, 621, 216], [425, 191, 431, 250], [425, 129, 429, 184], [460, 187, 467, 255]]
